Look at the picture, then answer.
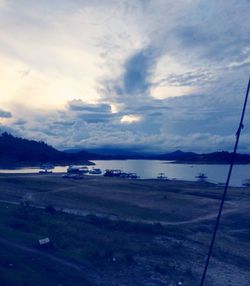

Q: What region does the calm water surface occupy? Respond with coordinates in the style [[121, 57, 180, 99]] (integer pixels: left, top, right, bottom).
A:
[[92, 160, 249, 187], [0, 160, 249, 186]]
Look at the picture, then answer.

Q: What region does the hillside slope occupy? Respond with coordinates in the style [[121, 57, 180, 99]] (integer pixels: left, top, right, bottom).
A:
[[0, 132, 93, 166]]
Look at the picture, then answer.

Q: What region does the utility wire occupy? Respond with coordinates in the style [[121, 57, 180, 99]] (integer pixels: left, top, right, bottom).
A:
[[199, 76, 250, 286]]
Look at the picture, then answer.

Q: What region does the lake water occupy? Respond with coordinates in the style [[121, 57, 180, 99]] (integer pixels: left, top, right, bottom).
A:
[[0, 160, 249, 187]]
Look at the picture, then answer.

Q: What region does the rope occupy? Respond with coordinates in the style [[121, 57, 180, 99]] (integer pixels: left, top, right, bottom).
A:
[[199, 76, 250, 286]]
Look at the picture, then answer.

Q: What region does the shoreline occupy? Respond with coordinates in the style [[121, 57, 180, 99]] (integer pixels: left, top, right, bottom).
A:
[[1, 158, 250, 170]]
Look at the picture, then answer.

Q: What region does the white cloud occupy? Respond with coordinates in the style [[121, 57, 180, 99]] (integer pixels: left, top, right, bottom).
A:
[[150, 85, 198, 100], [1, 0, 250, 152]]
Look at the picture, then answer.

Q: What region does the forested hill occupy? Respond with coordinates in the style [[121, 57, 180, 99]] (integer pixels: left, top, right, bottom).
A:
[[0, 132, 94, 166], [155, 150, 250, 164]]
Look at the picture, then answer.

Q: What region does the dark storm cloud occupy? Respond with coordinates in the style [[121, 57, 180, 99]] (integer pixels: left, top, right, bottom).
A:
[[67, 99, 119, 123], [123, 49, 153, 95], [77, 112, 114, 123]]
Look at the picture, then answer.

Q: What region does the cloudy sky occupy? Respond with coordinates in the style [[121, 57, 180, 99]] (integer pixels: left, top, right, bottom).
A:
[[0, 0, 250, 153]]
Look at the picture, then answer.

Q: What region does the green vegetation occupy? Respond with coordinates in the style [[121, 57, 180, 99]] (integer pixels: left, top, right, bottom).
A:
[[0, 132, 93, 167]]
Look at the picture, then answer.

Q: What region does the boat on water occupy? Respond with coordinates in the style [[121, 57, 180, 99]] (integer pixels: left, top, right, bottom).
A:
[[157, 172, 168, 180], [103, 169, 122, 177], [67, 165, 89, 174], [120, 172, 130, 178], [127, 173, 140, 179], [242, 179, 250, 187], [103, 169, 139, 179], [89, 168, 102, 175], [39, 164, 54, 174], [39, 170, 53, 174], [120, 172, 140, 179], [195, 173, 208, 180]]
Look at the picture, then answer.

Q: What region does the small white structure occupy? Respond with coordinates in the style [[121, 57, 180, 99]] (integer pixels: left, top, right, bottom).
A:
[[38, 237, 50, 246]]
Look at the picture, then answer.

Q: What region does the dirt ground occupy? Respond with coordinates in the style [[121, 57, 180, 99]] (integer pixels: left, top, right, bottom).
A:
[[0, 173, 249, 285]]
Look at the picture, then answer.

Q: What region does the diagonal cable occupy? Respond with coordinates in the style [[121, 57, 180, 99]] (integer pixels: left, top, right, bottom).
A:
[[200, 76, 250, 286]]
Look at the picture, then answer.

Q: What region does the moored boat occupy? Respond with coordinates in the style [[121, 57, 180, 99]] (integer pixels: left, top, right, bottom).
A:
[[89, 168, 102, 175], [103, 169, 139, 179], [195, 173, 208, 179], [39, 164, 54, 174], [242, 179, 250, 187], [127, 173, 140, 179], [103, 169, 122, 177], [157, 172, 168, 180], [67, 165, 89, 174], [39, 170, 53, 174]]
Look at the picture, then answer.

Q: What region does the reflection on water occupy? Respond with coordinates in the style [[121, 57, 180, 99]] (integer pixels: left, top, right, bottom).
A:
[[0, 160, 249, 187]]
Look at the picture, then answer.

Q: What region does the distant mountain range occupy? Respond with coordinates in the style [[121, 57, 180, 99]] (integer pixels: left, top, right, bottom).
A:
[[65, 147, 195, 160], [66, 147, 250, 164], [153, 150, 250, 164], [1, 132, 250, 167]]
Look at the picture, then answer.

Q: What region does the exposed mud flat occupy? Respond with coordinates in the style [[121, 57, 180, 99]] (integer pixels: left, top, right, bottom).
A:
[[0, 173, 249, 285]]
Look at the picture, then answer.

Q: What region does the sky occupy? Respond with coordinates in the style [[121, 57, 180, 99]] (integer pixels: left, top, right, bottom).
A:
[[0, 0, 250, 153]]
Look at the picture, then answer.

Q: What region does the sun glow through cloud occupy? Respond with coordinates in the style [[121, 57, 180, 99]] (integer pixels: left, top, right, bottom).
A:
[[121, 115, 141, 124]]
